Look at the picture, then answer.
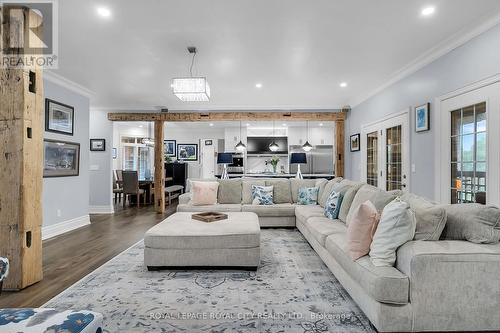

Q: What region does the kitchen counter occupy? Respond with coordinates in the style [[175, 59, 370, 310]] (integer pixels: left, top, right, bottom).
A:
[[219, 173, 336, 179]]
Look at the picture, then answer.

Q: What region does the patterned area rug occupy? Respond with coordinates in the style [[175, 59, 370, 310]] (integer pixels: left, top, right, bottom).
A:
[[44, 229, 376, 333]]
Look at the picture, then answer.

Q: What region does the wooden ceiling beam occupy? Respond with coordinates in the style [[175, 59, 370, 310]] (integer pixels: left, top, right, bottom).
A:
[[107, 111, 346, 122]]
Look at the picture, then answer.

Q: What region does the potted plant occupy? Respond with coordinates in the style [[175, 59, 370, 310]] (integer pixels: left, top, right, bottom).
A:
[[267, 156, 280, 174]]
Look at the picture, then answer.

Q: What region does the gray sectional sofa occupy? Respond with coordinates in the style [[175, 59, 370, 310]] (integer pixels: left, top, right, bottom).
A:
[[177, 177, 500, 332]]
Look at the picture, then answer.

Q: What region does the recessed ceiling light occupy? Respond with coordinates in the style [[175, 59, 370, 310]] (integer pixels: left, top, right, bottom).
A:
[[246, 123, 250, 127], [209, 123, 214, 127], [340, 82, 348, 88], [139, 125, 143, 128], [319, 123, 323, 127], [421, 6, 435, 17], [97, 7, 111, 18], [255, 83, 263, 89], [282, 123, 287, 127]]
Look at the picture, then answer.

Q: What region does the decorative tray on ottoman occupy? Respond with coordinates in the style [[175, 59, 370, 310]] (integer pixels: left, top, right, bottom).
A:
[[191, 212, 228, 222]]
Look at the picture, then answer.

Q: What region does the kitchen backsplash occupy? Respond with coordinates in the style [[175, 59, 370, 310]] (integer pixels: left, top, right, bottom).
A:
[[246, 155, 289, 174]]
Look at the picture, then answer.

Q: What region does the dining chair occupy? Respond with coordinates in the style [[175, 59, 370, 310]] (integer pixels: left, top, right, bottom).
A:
[[113, 171, 123, 204], [122, 171, 146, 208]]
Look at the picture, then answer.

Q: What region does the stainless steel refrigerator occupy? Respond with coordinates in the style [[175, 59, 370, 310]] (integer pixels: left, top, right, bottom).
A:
[[289, 145, 334, 175]]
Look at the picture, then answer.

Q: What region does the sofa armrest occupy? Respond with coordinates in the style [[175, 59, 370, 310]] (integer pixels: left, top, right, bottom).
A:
[[178, 193, 191, 205], [396, 240, 500, 331]]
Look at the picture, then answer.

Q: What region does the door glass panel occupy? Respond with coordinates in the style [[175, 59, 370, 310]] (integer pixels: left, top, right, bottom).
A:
[[138, 147, 151, 180], [450, 102, 487, 204], [366, 131, 378, 186], [122, 146, 135, 170], [386, 125, 402, 191]]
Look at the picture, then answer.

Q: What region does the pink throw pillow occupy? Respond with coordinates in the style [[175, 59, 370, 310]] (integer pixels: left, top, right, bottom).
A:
[[346, 200, 380, 260], [191, 181, 219, 206]]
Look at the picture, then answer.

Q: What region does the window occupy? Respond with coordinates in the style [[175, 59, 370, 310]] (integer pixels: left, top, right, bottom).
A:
[[121, 136, 153, 180], [366, 131, 378, 187], [450, 102, 486, 204]]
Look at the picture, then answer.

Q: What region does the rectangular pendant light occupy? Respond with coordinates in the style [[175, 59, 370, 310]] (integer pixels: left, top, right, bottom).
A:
[[172, 77, 210, 102]]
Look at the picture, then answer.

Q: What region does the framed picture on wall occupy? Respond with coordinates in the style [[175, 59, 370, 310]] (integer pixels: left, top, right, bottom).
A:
[[177, 143, 198, 161], [90, 139, 106, 151], [43, 139, 80, 177], [205, 140, 213, 146], [45, 99, 74, 135], [350, 134, 360, 152], [415, 103, 430, 132], [164, 140, 176, 157]]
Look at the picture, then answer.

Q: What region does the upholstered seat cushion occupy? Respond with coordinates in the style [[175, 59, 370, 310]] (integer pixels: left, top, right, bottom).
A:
[[145, 212, 260, 249], [177, 203, 242, 212], [303, 217, 347, 247], [318, 177, 343, 207], [295, 205, 325, 223], [242, 179, 266, 204], [265, 179, 292, 203], [242, 203, 296, 217], [218, 179, 242, 204], [346, 184, 397, 226], [325, 233, 410, 305]]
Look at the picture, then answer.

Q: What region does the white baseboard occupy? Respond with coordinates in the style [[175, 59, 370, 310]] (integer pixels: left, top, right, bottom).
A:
[[42, 215, 91, 240], [89, 205, 114, 215]]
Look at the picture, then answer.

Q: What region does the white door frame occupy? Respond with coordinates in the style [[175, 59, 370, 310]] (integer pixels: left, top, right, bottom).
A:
[[434, 73, 500, 205], [361, 109, 410, 191]]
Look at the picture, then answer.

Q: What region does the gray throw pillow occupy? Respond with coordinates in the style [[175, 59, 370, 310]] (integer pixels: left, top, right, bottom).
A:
[[319, 178, 343, 207], [400, 193, 447, 240], [265, 180, 292, 204], [440, 204, 500, 244], [346, 185, 396, 226], [338, 181, 365, 223], [242, 179, 266, 204], [218, 179, 242, 204]]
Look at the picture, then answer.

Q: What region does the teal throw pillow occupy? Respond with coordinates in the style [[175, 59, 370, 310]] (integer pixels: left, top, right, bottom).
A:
[[324, 190, 344, 220], [298, 187, 319, 205], [252, 185, 274, 205]]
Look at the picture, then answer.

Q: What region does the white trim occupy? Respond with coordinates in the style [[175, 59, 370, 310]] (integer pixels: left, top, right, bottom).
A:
[[89, 205, 114, 214], [42, 215, 91, 240], [433, 73, 500, 202], [351, 13, 500, 108], [42, 239, 144, 307], [44, 71, 95, 98]]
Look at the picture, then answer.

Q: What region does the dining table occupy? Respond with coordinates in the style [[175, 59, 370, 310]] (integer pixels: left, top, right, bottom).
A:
[[138, 177, 173, 204]]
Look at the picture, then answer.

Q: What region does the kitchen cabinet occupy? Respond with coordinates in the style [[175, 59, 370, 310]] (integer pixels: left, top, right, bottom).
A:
[[224, 127, 247, 152], [287, 126, 333, 146]]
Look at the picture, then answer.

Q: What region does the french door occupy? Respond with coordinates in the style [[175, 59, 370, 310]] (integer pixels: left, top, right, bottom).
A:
[[437, 79, 500, 205], [361, 111, 410, 191]]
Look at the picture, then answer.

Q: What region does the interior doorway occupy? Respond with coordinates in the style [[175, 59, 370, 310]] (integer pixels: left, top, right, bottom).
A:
[[361, 111, 410, 192]]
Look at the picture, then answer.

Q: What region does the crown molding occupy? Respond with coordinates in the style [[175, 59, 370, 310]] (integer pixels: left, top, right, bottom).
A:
[[349, 13, 500, 108], [44, 70, 95, 98]]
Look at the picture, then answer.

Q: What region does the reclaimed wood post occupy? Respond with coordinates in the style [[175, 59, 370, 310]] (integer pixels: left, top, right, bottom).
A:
[[335, 118, 345, 178], [154, 120, 165, 213], [0, 7, 44, 289]]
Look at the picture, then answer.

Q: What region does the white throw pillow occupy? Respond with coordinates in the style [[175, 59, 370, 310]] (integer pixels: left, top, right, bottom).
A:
[[191, 181, 219, 206], [369, 198, 416, 267]]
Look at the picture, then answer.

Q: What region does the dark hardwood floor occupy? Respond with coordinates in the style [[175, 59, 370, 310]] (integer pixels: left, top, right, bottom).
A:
[[0, 203, 176, 308]]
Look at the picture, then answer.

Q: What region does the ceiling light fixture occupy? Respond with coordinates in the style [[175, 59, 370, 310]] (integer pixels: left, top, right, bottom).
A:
[[172, 47, 210, 102], [255, 83, 263, 88], [97, 7, 111, 18], [209, 123, 214, 127], [269, 121, 280, 152], [319, 123, 324, 127], [302, 121, 313, 152], [421, 6, 435, 16], [340, 82, 348, 88], [235, 121, 247, 152]]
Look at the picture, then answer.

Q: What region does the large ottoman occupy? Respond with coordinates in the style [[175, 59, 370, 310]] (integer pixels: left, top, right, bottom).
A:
[[144, 212, 260, 269]]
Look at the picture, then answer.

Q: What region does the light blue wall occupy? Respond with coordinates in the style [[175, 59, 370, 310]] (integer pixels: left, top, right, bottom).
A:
[[89, 109, 113, 210], [346, 23, 500, 200], [43, 80, 90, 226]]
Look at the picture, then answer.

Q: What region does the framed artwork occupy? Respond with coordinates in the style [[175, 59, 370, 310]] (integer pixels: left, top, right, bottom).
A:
[[90, 139, 105, 151], [164, 140, 176, 157], [112, 148, 117, 159], [177, 143, 198, 161], [350, 134, 360, 152], [43, 139, 80, 177], [415, 103, 430, 132], [205, 140, 213, 146], [45, 98, 74, 135]]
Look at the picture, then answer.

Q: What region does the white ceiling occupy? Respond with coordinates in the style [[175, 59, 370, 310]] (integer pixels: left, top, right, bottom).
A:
[[52, 0, 500, 110]]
